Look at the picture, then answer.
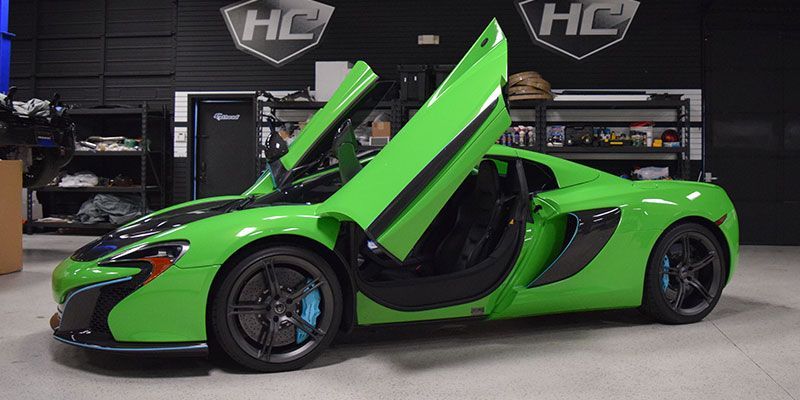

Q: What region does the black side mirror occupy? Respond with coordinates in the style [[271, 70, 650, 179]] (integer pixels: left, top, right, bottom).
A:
[[264, 131, 289, 161]]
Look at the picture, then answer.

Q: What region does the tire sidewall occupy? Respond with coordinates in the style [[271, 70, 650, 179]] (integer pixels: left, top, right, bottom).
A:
[[211, 245, 343, 372], [643, 222, 727, 324]]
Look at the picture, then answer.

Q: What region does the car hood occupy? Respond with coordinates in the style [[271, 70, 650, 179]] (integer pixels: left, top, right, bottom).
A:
[[71, 197, 245, 262]]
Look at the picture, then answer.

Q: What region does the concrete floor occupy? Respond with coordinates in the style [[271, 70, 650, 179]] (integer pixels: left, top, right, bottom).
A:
[[1, 235, 798, 400]]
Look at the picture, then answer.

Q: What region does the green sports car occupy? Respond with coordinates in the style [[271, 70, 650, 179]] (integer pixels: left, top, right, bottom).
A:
[[50, 20, 738, 372]]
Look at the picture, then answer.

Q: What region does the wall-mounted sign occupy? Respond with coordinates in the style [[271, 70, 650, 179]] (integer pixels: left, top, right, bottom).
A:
[[515, 0, 639, 60], [221, 0, 334, 67]]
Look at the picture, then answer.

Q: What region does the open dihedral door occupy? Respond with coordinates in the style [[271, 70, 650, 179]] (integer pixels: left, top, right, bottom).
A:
[[318, 19, 511, 261]]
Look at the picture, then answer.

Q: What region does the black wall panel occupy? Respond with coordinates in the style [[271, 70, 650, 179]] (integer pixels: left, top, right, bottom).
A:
[[703, 0, 800, 245], [10, 0, 704, 112], [176, 0, 701, 91], [8, 0, 175, 108], [10, 0, 796, 245]]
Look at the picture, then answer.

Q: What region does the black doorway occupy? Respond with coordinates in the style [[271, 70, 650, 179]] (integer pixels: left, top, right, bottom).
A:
[[191, 96, 257, 199]]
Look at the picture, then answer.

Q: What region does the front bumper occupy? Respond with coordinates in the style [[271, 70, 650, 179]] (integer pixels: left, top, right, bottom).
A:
[[51, 268, 208, 356]]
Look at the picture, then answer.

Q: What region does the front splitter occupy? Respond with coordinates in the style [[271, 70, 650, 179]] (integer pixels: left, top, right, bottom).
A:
[[52, 333, 208, 357]]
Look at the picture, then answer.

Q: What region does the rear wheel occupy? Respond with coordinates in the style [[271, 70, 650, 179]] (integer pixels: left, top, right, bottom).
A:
[[211, 246, 342, 372], [641, 222, 726, 324]]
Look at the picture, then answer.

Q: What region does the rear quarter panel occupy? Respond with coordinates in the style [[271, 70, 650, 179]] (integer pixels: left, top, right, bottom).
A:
[[491, 163, 738, 319]]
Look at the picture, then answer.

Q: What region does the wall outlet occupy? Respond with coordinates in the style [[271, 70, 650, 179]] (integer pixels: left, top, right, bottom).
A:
[[418, 35, 440, 45]]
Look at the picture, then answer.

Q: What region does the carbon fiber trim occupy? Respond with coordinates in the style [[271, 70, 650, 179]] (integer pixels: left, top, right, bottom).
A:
[[57, 264, 150, 342], [528, 207, 621, 288]]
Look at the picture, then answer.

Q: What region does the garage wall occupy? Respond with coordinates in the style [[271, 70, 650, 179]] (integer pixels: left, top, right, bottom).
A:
[[175, 0, 702, 91], [703, 0, 800, 245], [8, 0, 175, 108], [25, 0, 786, 240], [170, 0, 705, 204]]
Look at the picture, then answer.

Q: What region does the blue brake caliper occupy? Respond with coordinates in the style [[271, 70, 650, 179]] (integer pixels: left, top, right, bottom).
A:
[[296, 279, 321, 344], [661, 255, 670, 292]]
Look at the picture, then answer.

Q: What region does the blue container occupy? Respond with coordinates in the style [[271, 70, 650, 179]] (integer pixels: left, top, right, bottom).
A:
[[1, 0, 14, 93]]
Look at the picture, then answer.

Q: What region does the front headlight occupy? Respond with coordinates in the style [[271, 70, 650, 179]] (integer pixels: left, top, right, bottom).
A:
[[100, 241, 189, 285]]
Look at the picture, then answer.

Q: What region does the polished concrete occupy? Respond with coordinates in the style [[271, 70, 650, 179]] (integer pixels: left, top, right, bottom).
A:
[[1, 235, 798, 400]]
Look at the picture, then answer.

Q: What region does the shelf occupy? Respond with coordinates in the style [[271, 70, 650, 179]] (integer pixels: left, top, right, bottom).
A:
[[36, 185, 158, 193], [400, 100, 425, 109], [73, 150, 144, 157], [262, 100, 396, 110], [27, 103, 168, 236], [542, 121, 692, 127], [25, 221, 119, 230], [543, 146, 685, 153], [539, 146, 684, 161], [69, 108, 148, 115], [262, 101, 326, 110], [510, 99, 687, 110]]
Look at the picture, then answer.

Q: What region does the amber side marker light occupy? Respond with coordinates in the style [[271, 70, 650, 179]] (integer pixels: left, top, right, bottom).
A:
[[715, 214, 727, 226], [101, 241, 189, 285]]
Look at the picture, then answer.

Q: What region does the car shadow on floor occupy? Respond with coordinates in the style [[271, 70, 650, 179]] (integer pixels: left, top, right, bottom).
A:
[[48, 309, 649, 377], [46, 294, 774, 377]]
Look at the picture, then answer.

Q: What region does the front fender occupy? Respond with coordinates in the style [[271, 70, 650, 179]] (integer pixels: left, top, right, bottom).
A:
[[103, 204, 342, 342], [150, 204, 342, 269]]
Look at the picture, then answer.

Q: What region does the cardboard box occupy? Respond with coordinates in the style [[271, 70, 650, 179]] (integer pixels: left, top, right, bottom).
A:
[[371, 121, 391, 137], [0, 160, 23, 275]]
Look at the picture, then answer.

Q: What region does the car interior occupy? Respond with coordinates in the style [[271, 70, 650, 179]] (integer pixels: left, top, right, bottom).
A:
[[353, 157, 534, 310], [253, 113, 563, 309]]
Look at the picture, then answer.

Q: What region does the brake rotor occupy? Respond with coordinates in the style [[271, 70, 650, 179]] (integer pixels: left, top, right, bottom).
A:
[[237, 267, 305, 347]]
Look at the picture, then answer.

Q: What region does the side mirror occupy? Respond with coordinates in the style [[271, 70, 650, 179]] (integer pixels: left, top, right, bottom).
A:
[[263, 131, 289, 161]]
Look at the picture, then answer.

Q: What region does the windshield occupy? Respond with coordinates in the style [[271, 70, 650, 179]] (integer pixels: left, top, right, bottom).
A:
[[269, 81, 396, 188], [250, 151, 379, 207]]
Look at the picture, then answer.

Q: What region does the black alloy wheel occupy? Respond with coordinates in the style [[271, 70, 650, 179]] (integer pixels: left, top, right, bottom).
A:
[[211, 246, 342, 372], [641, 222, 726, 324]]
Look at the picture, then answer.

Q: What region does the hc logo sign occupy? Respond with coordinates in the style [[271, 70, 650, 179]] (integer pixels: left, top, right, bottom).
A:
[[221, 0, 334, 67], [516, 0, 640, 60]]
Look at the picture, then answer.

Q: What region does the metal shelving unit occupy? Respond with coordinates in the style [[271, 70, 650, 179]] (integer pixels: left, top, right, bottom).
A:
[[254, 96, 691, 180], [25, 103, 169, 233], [257, 99, 397, 154], [508, 98, 692, 179], [35, 186, 160, 193]]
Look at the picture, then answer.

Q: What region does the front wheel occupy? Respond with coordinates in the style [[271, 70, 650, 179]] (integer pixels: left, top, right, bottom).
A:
[[210, 246, 342, 372], [641, 222, 727, 324]]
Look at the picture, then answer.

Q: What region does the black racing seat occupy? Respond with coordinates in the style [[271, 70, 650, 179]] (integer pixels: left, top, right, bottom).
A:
[[432, 160, 502, 275], [377, 160, 503, 281]]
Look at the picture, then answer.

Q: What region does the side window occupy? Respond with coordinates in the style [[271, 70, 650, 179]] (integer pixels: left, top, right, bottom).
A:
[[521, 160, 558, 194]]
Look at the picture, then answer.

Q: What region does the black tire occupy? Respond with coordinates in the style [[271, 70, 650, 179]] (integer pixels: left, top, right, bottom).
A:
[[641, 222, 727, 324], [23, 148, 61, 188], [210, 246, 342, 372]]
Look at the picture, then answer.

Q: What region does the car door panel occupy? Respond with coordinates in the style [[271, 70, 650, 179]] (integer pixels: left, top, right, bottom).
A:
[[318, 19, 510, 260]]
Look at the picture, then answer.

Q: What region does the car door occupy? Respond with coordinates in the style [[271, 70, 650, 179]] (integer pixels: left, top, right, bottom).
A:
[[278, 61, 380, 182], [318, 19, 511, 261]]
